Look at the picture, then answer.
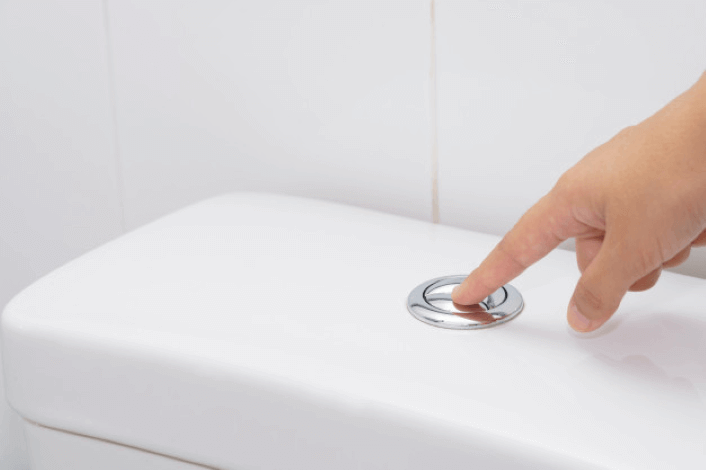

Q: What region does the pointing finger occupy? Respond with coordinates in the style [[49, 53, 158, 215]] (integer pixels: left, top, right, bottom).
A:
[[452, 192, 577, 305]]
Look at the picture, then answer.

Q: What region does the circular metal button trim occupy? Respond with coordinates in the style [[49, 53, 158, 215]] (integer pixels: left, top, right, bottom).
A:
[[407, 275, 523, 330]]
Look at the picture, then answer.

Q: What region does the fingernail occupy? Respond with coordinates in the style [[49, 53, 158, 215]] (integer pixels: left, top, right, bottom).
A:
[[451, 285, 460, 298], [569, 302, 592, 332]]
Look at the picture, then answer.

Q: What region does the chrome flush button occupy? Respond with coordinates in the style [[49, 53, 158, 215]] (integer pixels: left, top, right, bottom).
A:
[[407, 275, 523, 329]]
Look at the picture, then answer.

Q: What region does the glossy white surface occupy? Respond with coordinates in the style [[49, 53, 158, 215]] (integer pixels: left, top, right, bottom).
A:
[[0, 1, 124, 468], [4, 193, 706, 469], [23, 420, 210, 470], [435, 0, 706, 277], [106, 0, 433, 229]]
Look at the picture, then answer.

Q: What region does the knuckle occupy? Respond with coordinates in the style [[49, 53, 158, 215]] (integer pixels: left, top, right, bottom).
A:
[[644, 272, 660, 289], [619, 124, 636, 135], [636, 242, 665, 274], [552, 168, 587, 208], [553, 171, 575, 196], [615, 125, 638, 141], [692, 230, 706, 246], [663, 247, 691, 267], [629, 271, 660, 292]]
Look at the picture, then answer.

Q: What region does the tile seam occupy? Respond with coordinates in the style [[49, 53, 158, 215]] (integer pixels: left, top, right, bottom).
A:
[[430, 0, 440, 223], [101, 0, 127, 233]]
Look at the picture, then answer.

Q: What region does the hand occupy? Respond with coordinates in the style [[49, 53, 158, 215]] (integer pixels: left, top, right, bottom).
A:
[[452, 72, 706, 333]]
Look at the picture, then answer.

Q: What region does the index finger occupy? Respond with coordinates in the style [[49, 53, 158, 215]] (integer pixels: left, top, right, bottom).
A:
[[451, 192, 572, 305]]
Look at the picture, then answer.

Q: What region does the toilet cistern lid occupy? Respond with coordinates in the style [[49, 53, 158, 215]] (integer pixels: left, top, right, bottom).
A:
[[3, 192, 706, 470]]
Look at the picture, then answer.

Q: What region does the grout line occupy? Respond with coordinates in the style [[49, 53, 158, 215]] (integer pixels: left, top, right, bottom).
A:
[[101, 0, 128, 233], [430, 0, 440, 224]]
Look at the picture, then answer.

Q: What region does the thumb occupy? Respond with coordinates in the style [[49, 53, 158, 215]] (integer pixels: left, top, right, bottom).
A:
[[568, 235, 647, 332]]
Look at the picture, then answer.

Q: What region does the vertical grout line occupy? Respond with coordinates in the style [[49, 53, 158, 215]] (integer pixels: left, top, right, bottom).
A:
[[430, 0, 440, 224], [102, 0, 127, 233]]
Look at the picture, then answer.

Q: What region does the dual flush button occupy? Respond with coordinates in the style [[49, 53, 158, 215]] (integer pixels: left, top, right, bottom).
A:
[[407, 275, 523, 330]]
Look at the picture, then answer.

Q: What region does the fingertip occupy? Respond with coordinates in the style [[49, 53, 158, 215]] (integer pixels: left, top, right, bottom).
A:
[[567, 301, 595, 332], [451, 278, 478, 305], [451, 271, 493, 306], [628, 268, 661, 292], [451, 284, 461, 301]]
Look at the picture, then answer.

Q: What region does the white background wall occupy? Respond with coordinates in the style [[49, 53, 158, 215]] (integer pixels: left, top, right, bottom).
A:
[[0, 2, 124, 468], [1, 1, 704, 467]]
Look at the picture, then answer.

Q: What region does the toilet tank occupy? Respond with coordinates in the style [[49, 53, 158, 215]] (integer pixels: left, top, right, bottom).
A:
[[2, 193, 706, 469]]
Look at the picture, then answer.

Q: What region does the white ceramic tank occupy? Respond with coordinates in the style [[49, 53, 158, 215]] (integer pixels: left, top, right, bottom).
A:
[[2, 193, 706, 469]]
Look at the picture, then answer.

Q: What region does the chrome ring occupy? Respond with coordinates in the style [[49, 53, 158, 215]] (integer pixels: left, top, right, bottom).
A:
[[407, 275, 523, 330]]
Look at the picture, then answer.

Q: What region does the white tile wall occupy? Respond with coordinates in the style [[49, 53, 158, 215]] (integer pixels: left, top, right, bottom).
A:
[[0, 1, 123, 469], [435, 0, 706, 277], [106, 0, 433, 230]]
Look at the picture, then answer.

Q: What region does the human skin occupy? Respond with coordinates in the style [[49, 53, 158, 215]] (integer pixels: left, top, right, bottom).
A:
[[451, 72, 706, 333]]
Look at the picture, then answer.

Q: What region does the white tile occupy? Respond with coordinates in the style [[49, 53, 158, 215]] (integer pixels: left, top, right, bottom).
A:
[[0, 1, 123, 467], [436, 0, 706, 241], [0, 1, 124, 277], [107, 0, 433, 229]]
